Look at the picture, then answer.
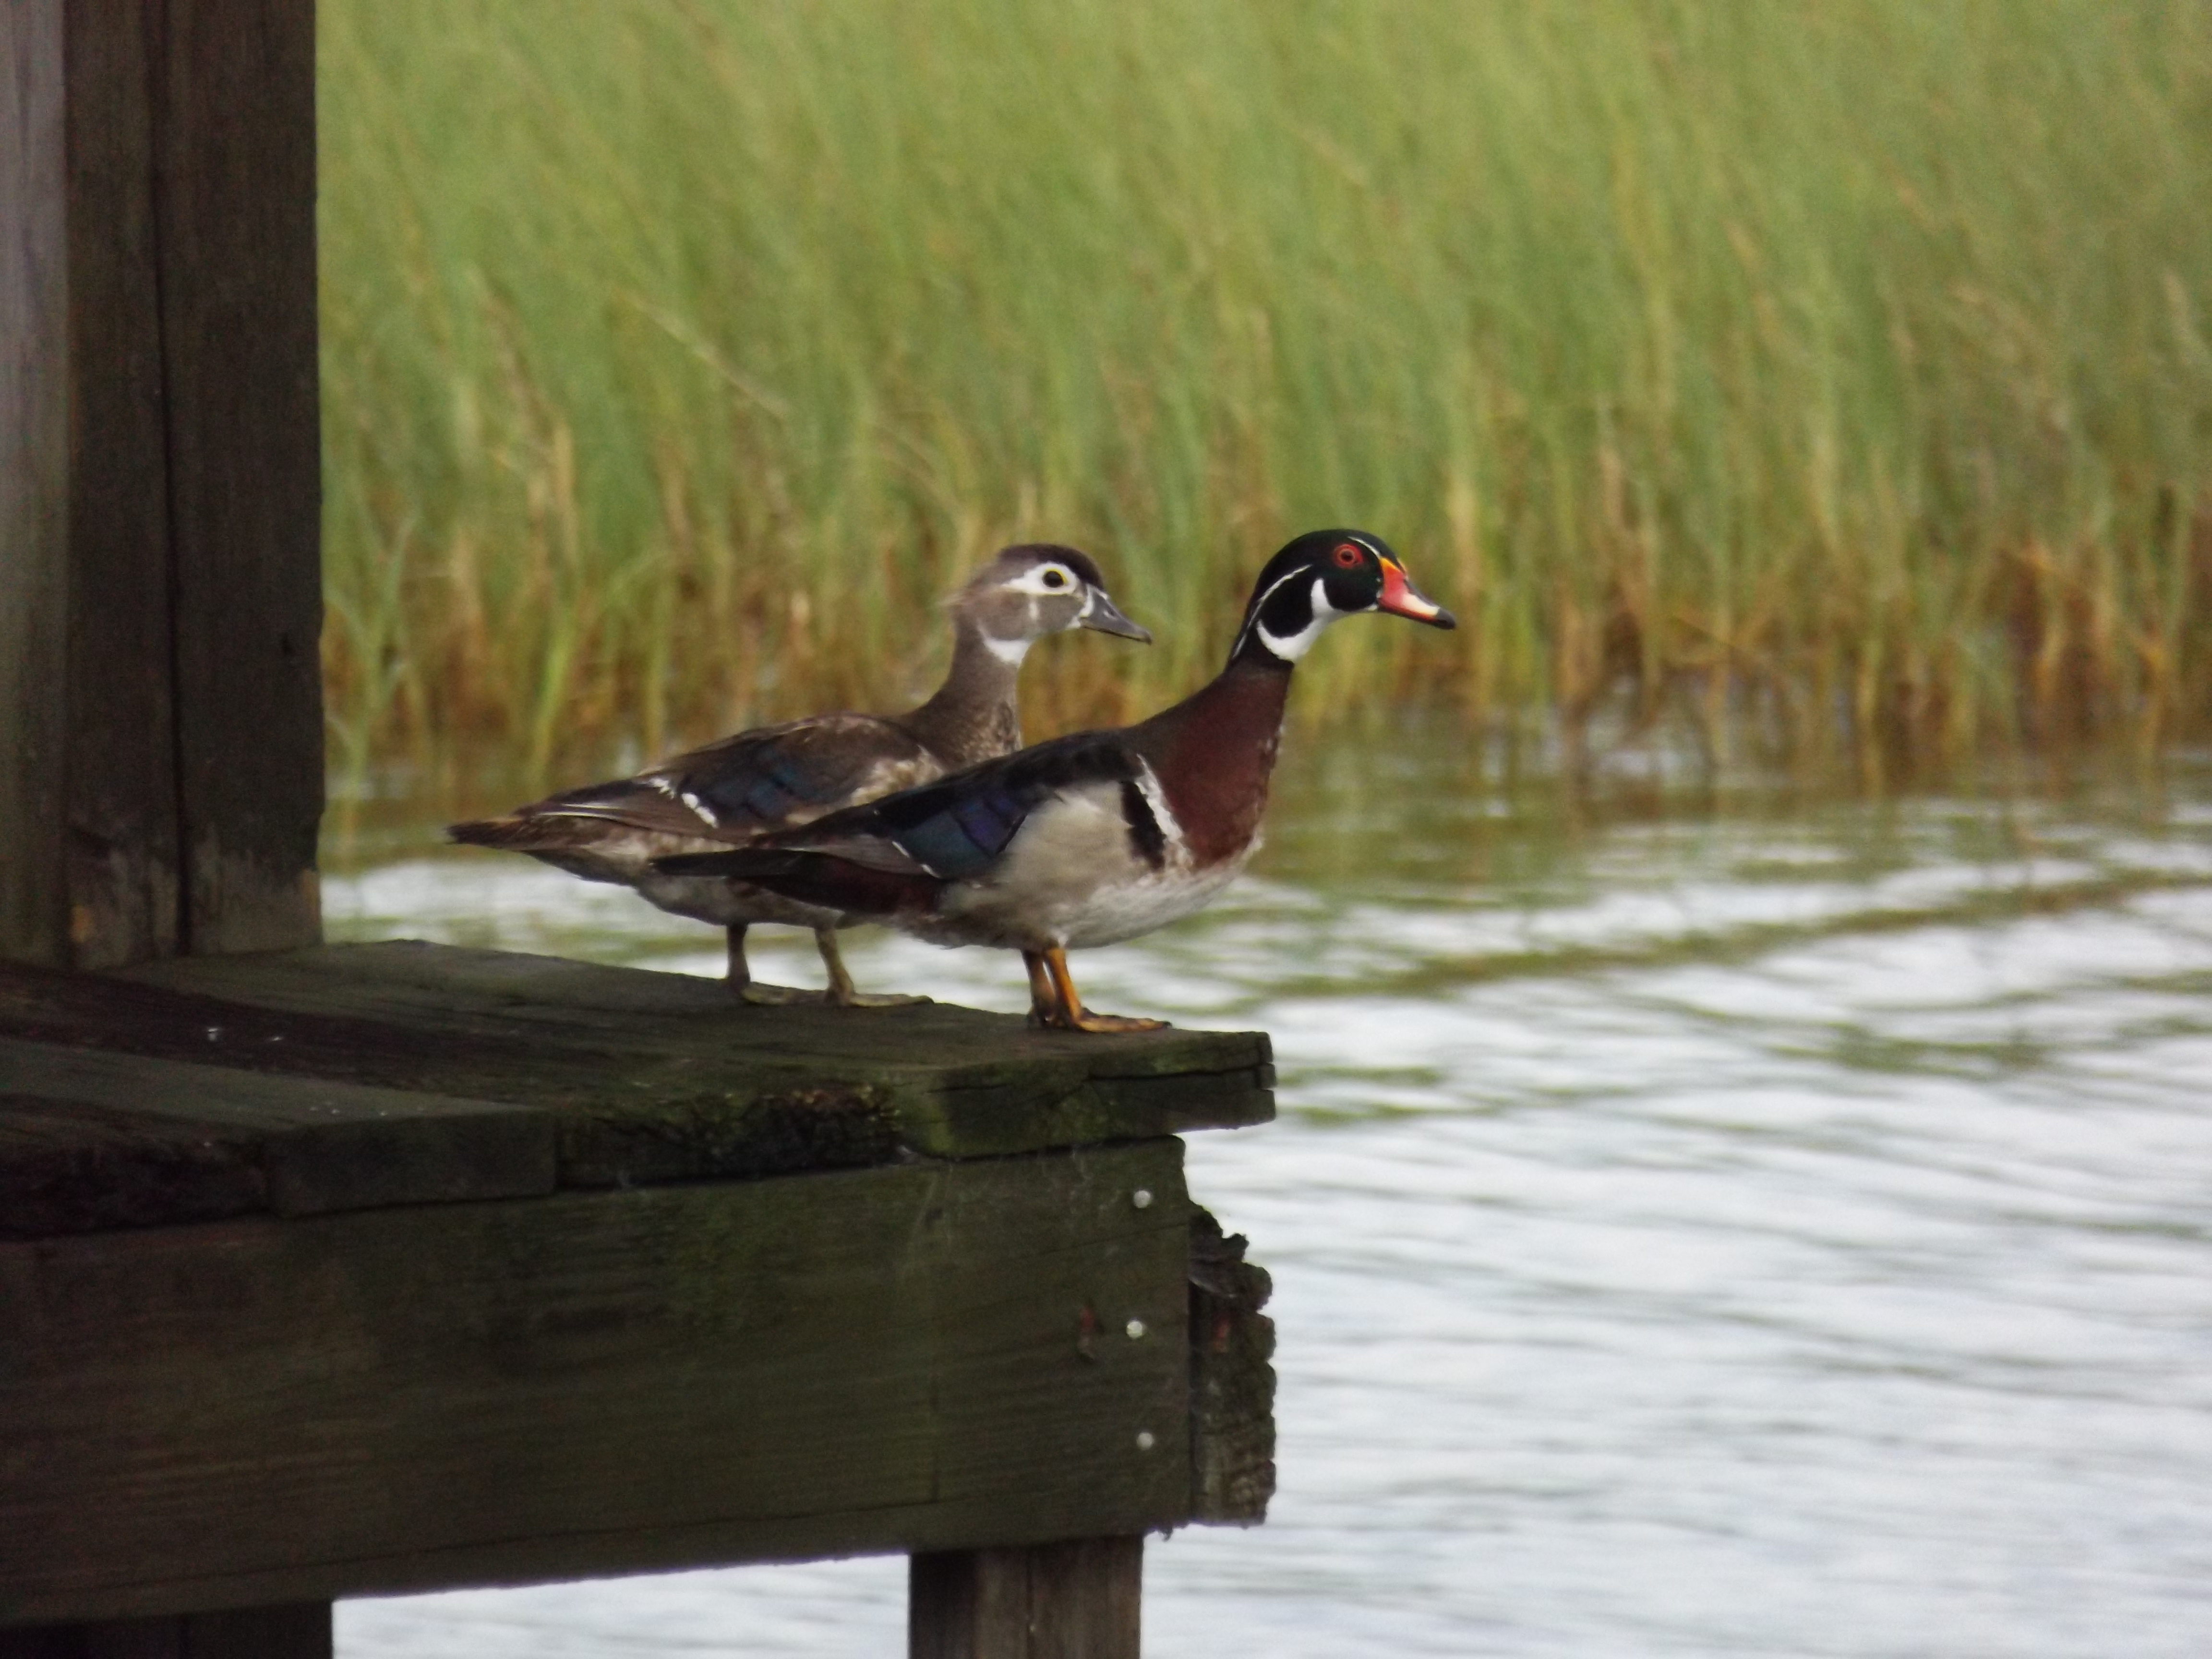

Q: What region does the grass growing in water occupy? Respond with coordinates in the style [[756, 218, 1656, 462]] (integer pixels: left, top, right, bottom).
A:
[[320, 0, 2212, 791]]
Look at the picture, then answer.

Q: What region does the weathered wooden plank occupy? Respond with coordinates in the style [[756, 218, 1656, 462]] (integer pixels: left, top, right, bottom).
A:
[[151, 0, 322, 955], [0, 1142, 1192, 1625], [0, 942, 1266, 1208], [132, 943, 1277, 1156], [910, 1538, 1142, 1659], [61, 0, 181, 972], [0, 1037, 556, 1232], [0, 0, 70, 969], [138, 939, 1271, 1074], [0, 1091, 265, 1239], [0, 1600, 331, 1659], [0, 958, 902, 1195]]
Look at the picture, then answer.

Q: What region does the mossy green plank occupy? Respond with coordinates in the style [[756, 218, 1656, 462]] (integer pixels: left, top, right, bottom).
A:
[[128, 942, 1275, 1158]]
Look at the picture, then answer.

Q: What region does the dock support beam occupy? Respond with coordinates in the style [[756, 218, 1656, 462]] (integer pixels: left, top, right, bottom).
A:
[[910, 1539, 1142, 1659], [0, 1603, 331, 1659]]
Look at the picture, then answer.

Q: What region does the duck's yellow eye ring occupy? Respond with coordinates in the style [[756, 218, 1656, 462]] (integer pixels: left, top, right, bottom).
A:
[[1332, 543, 1363, 569], [1041, 567, 1069, 589]]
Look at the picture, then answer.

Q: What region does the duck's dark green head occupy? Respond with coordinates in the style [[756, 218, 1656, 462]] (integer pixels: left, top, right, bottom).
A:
[[1230, 529, 1455, 666]]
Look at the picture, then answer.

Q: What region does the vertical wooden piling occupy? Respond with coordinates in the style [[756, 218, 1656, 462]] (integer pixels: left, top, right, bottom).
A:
[[0, 0, 70, 968], [0, 0, 321, 975], [50, 0, 181, 970], [1, 1, 324, 1649], [151, 0, 324, 957], [910, 1538, 1143, 1659]]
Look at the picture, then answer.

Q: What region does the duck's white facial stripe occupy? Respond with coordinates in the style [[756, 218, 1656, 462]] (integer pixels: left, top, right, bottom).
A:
[[999, 564, 1079, 598], [1254, 576, 1346, 662], [1232, 566, 1316, 661], [982, 633, 1033, 666]]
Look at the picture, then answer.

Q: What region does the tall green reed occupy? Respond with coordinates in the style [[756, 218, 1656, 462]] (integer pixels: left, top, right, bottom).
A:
[[319, 0, 2212, 791]]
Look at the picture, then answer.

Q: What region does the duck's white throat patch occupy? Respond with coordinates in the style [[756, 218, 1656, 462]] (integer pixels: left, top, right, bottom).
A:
[[1255, 577, 1345, 662], [982, 633, 1034, 666]]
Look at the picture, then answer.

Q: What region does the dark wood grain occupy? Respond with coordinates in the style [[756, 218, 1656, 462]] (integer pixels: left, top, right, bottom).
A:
[[910, 1538, 1142, 1659], [1188, 1208, 1276, 1524], [150, 0, 323, 955], [0, 955, 904, 1196], [0, 0, 69, 969], [0, 1142, 1191, 1625], [0, 1088, 267, 1238], [0, 1037, 555, 1232], [0, 1601, 330, 1659], [61, 0, 181, 972]]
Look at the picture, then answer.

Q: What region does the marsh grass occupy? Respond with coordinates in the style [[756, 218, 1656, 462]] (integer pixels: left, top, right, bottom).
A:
[[320, 0, 2212, 793]]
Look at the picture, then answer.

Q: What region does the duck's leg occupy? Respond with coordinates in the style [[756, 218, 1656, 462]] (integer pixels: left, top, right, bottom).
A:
[[1023, 950, 1058, 1023], [1037, 945, 1166, 1034], [817, 927, 930, 1009], [735, 922, 828, 1005]]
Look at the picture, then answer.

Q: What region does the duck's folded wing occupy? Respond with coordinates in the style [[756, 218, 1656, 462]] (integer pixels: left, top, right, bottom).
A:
[[492, 714, 938, 844], [657, 731, 1144, 883]]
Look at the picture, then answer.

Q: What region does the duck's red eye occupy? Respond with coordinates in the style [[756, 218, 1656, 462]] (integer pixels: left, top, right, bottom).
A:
[[1332, 543, 1363, 569]]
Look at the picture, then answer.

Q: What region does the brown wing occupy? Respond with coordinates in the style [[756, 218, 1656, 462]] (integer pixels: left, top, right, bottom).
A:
[[452, 713, 944, 853]]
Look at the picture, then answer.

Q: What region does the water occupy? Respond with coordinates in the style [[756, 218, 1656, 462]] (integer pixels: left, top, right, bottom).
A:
[[328, 734, 2212, 1657]]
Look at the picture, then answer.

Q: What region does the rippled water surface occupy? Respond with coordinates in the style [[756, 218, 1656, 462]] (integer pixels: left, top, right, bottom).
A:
[[330, 735, 2212, 1657]]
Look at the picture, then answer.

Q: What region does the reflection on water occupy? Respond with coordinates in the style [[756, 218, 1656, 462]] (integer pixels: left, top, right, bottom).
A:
[[332, 733, 2212, 1658]]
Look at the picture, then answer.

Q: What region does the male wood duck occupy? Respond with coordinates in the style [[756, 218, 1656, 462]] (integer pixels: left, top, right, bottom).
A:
[[655, 529, 1453, 1031], [448, 545, 1149, 1004]]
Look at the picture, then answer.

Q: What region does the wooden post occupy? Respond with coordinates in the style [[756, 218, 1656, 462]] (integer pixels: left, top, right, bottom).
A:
[[0, 0, 70, 967], [0, 0, 321, 975], [2, 0, 324, 1649], [910, 1539, 1142, 1659]]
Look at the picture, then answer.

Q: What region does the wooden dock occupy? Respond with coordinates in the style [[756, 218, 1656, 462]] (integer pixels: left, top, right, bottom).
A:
[[0, 945, 1275, 1652], [0, 3, 1277, 1651]]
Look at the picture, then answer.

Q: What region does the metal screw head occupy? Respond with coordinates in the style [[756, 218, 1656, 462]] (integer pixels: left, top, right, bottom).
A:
[[1125, 1318, 1146, 1340], [1135, 1431, 1156, 1452], [1131, 1188, 1154, 1210]]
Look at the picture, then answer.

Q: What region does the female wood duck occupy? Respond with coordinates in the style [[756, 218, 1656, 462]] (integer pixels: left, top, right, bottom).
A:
[[449, 545, 1149, 1004], [655, 529, 1453, 1031]]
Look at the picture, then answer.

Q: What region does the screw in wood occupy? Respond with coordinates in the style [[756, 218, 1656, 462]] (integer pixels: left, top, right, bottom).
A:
[[1135, 1431, 1156, 1452], [1125, 1319, 1146, 1340], [1131, 1188, 1153, 1209]]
